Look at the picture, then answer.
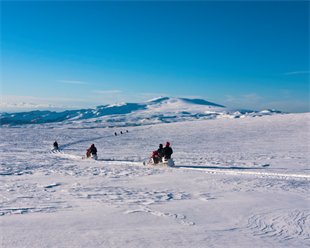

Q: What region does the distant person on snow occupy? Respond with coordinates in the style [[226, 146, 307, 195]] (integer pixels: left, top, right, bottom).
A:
[[164, 142, 173, 160], [53, 141, 59, 149]]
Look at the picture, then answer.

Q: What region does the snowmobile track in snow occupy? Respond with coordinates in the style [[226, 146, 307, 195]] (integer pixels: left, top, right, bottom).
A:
[[178, 167, 310, 180], [48, 150, 310, 181]]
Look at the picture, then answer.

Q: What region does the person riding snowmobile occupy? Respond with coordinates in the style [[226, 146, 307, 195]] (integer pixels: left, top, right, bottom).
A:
[[150, 144, 165, 164], [53, 141, 59, 149], [150, 151, 159, 164], [89, 144, 97, 155], [150, 143, 172, 164], [86, 148, 91, 158], [157, 144, 164, 156], [86, 144, 97, 159], [156, 144, 164, 162], [163, 142, 173, 160]]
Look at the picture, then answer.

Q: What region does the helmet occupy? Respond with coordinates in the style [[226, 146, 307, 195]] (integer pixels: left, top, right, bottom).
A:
[[165, 142, 170, 147], [159, 144, 163, 149], [91, 144, 94, 147]]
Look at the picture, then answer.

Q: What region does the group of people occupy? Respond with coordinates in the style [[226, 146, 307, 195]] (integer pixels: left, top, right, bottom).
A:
[[150, 142, 173, 164], [53, 141, 98, 159], [53, 140, 173, 163], [115, 130, 129, 136]]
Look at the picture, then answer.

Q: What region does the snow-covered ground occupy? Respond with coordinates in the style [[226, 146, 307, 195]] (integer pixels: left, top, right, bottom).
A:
[[0, 108, 309, 247]]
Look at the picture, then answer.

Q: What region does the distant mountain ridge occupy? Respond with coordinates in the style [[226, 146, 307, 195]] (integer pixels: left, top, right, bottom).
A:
[[0, 97, 282, 127]]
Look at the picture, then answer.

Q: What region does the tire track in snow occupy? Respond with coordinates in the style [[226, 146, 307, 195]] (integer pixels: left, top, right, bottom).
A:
[[178, 167, 310, 180], [47, 149, 310, 181]]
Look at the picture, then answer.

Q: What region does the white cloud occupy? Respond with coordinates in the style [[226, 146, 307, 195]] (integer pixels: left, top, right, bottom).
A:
[[178, 95, 204, 99], [57, 80, 89, 84], [225, 95, 236, 102], [134, 93, 168, 99], [283, 90, 290, 98], [0, 95, 101, 113], [0, 102, 75, 109], [285, 71, 310, 75], [2, 95, 95, 103], [93, 90, 122, 94], [225, 94, 261, 103], [242, 94, 261, 101]]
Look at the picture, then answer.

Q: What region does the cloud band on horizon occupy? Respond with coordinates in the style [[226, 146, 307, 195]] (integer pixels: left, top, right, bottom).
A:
[[285, 71, 310, 75], [57, 80, 89, 84], [93, 90, 122, 94]]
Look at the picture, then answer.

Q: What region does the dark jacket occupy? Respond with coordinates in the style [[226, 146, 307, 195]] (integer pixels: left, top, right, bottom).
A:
[[164, 146, 173, 159], [90, 146, 97, 154], [156, 148, 165, 157]]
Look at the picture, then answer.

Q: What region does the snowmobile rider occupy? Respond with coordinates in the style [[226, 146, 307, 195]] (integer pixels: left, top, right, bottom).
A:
[[157, 144, 164, 161], [89, 144, 97, 155], [86, 144, 97, 158], [53, 141, 59, 149], [163, 142, 173, 160], [151, 151, 159, 164]]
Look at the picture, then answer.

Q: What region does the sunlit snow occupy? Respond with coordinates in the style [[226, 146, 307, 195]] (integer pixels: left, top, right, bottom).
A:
[[0, 98, 309, 247]]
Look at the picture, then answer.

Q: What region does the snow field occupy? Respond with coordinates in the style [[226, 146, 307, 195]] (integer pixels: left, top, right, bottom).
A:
[[0, 113, 309, 247]]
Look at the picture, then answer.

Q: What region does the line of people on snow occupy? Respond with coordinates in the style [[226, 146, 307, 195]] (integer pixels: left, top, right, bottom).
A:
[[114, 130, 128, 136], [53, 141, 98, 160], [53, 139, 173, 164]]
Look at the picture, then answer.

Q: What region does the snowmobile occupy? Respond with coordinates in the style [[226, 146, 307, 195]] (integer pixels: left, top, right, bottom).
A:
[[143, 152, 175, 167], [51, 145, 59, 151], [82, 149, 98, 160], [82, 153, 98, 160]]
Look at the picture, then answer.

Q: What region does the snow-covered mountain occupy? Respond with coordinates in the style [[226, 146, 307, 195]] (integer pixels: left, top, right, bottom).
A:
[[0, 97, 282, 127]]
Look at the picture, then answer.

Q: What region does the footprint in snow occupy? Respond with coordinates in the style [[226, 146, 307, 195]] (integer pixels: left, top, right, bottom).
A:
[[124, 207, 195, 226]]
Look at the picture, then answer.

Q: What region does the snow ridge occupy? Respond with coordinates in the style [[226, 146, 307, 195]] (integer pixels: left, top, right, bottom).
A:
[[0, 97, 282, 127]]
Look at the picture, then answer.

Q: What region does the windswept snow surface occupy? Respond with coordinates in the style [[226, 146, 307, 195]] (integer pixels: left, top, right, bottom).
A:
[[0, 112, 309, 247]]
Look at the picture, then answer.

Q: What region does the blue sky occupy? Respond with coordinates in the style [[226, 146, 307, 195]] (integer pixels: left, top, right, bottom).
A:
[[1, 1, 309, 113]]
